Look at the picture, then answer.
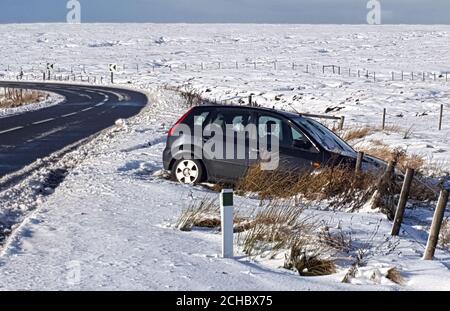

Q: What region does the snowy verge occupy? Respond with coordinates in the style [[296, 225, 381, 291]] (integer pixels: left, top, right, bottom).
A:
[[0, 91, 65, 118], [0, 87, 449, 290]]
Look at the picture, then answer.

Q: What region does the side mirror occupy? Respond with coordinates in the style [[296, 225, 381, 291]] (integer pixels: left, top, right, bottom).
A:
[[293, 139, 312, 150]]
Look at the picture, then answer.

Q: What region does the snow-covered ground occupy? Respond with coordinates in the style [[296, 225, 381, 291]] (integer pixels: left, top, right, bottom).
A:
[[1, 24, 449, 172], [0, 88, 449, 291], [0, 24, 450, 290]]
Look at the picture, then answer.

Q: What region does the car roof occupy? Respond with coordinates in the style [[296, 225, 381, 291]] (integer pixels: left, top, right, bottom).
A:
[[193, 104, 302, 120]]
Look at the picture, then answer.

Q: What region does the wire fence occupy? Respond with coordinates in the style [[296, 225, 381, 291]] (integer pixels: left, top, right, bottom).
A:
[[0, 60, 448, 132], [1, 60, 450, 85]]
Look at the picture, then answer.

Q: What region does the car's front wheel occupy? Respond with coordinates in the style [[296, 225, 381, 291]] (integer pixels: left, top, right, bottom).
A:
[[172, 159, 204, 185]]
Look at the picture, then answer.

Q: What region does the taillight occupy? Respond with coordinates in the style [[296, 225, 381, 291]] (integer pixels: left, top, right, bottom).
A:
[[312, 162, 321, 169], [168, 108, 194, 137]]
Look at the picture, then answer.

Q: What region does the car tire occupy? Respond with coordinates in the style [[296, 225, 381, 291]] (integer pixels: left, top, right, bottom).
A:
[[172, 159, 204, 185]]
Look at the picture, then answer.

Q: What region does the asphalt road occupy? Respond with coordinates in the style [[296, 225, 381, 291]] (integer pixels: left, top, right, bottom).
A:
[[0, 82, 148, 178]]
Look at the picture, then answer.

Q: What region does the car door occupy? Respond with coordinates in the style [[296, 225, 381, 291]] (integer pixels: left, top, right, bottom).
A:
[[202, 108, 252, 181], [254, 112, 323, 173], [281, 121, 324, 172]]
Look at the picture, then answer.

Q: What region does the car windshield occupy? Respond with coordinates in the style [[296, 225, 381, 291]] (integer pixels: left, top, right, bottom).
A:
[[292, 117, 355, 155]]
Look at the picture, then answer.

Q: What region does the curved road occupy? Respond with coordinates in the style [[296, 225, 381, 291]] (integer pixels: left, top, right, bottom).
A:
[[0, 82, 148, 178]]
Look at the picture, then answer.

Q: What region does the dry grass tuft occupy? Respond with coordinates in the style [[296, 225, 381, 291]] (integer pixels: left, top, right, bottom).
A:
[[439, 218, 450, 249], [177, 196, 251, 232], [176, 197, 220, 231], [383, 125, 403, 133], [318, 226, 352, 254], [0, 88, 48, 108], [284, 237, 337, 277], [178, 86, 203, 108], [238, 164, 378, 210], [386, 267, 405, 285], [238, 200, 315, 258], [341, 127, 374, 141], [359, 146, 425, 172]]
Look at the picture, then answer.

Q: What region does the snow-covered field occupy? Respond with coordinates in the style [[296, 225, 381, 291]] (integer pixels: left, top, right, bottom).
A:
[[1, 24, 450, 172], [0, 24, 450, 290], [0, 89, 449, 291]]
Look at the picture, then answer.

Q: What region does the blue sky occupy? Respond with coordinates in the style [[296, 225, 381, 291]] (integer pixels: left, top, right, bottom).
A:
[[0, 0, 449, 24]]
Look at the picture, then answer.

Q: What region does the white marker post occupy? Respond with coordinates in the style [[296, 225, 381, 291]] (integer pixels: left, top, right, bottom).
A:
[[220, 189, 234, 259]]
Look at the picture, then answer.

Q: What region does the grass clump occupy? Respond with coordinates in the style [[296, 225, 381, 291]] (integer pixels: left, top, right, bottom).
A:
[[0, 88, 48, 108], [238, 200, 312, 257], [237, 164, 378, 211], [176, 197, 220, 231], [439, 218, 450, 249], [284, 237, 337, 277]]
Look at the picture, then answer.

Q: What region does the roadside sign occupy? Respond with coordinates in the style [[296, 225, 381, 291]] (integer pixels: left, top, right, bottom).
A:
[[47, 63, 54, 70], [109, 64, 118, 73]]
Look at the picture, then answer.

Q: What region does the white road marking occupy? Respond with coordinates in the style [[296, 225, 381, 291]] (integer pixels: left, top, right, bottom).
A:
[[32, 118, 55, 125], [61, 112, 78, 118], [81, 107, 93, 112], [0, 126, 24, 135], [95, 102, 105, 107]]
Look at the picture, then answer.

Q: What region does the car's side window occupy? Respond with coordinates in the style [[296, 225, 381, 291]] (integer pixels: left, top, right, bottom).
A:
[[211, 112, 226, 128], [207, 110, 251, 133], [291, 126, 307, 143], [258, 115, 283, 142], [194, 111, 210, 126], [289, 125, 319, 153]]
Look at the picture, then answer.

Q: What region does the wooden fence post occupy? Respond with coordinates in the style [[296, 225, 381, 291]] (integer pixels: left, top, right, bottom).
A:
[[306, 64, 309, 73], [392, 72, 394, 81], [355, 152, 364, 174], [382, 108, 386, 130], [249, 95, 253, 106], [338, 116, 345, 130], [439, 104, 444, 131], [424, 189, 449, 260], [391, 168, 415, 236]]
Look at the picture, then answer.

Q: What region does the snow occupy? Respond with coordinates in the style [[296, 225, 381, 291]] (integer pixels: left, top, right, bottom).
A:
[[1, 24, 449, 172], [0, 24, 450, 290], [0, 88, 448, 290]]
